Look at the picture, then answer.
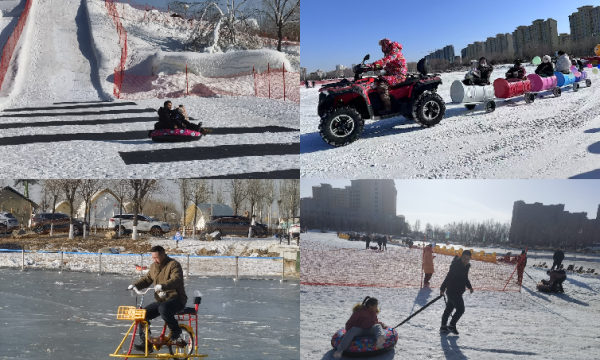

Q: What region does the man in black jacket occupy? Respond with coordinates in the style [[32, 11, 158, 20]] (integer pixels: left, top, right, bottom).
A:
[[364, 234, 371, 249], [155, 100, 178, 130], [551, 247, 564, 271], [440, 250, 473, 335]]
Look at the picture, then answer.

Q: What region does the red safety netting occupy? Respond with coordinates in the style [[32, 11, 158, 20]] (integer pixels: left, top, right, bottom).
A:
[[0, 0, 33, 91], [301, 240, 523, 292], [105, 0, 128, 98], [115, 63, 299, 103]]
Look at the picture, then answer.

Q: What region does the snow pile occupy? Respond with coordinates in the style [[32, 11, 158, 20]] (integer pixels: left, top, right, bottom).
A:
[[300, 232, 600, 359], [300, 65, 600, 179]]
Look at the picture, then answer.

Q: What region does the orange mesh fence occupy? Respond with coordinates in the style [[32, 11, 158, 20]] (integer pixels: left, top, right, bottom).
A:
[[0, 0, 33, 91], [300, 240, 522, 292], [105, 0, 128, 98]]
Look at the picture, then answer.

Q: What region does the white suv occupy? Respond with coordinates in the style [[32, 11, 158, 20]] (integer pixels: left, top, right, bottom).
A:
[[0, 212, 19, 233], [109, 214, 170, 236], [289, 224, 300, 238]]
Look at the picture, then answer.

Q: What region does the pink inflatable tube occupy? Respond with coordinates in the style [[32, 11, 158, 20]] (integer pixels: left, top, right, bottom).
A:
[[526, 74, 557, 92]]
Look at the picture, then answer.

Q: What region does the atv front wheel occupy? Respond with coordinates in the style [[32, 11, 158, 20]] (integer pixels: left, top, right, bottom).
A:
[[413, 93, 445, 127], [319, 107, 364, 147]]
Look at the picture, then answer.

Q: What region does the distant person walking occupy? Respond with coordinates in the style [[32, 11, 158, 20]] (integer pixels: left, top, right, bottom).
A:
[[551, 247, 564, 271], [364, 234, 371, 249], [423, 244, 435, 286], [382, 236, 388, 251], [312, 80, 316, 88], [440, 250, 473, 335]]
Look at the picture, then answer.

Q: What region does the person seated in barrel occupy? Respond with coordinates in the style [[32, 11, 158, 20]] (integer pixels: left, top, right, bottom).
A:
[[555, 51, 571, 74], [535, 55, 554, 77], [333, 296, 387, 359], [474, 57, 493, 85], [462, 60, 481, 86], [505, 59, 527, 82]]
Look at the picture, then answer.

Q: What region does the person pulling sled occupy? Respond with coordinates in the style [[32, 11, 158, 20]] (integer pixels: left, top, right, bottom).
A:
[[439, 250, 473, 335]]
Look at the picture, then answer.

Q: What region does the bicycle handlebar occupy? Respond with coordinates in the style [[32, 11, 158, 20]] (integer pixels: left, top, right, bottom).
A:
[[129, 286, 166, 298]]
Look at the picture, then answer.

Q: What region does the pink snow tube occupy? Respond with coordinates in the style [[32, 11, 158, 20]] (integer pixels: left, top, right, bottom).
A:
[[493, 78, 531, 99], [527, 74, 557, 92], [150, 128, 203, 142]]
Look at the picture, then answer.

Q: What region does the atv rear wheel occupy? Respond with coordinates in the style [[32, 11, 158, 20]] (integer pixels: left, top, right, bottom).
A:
[[413, 93, 445, 127], [319, 107, 364, 147]]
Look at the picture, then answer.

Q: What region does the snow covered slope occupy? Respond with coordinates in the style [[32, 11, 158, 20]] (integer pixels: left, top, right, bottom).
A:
[[301, 65, 600, 179], [300, 232, 600, 360], [0, 0, 299, 178]]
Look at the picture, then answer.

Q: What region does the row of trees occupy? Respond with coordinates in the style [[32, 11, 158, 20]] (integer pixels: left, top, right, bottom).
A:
[[32, 179, 300, 240], [410, 219, 512, 245], [168, 0, 299, 53], [39, 180, 161, 240]]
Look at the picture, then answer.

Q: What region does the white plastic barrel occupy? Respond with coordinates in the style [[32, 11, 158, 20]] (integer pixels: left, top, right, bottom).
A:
[[450, 80, 495, 104]]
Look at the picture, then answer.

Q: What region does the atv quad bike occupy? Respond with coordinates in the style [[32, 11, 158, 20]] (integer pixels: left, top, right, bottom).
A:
[[317, 55, 446, 147]]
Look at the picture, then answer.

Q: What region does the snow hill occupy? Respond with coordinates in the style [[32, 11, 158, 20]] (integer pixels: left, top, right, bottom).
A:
[[0, 0, 299, 178], [300, 232, 600, 360], [301, 65, 600, 179]]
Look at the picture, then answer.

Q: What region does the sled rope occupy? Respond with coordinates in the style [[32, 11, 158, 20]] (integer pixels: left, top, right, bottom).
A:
[[392, 295, 443, 329]]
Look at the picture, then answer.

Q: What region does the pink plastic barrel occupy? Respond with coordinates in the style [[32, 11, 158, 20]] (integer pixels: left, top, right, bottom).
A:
[[493, 78, 531, 99], [526, 74, 557, 92]]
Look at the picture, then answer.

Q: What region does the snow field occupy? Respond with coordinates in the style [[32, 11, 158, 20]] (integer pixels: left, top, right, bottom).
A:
[[300, 65, 600, 179], [300, 232, 600, 360]]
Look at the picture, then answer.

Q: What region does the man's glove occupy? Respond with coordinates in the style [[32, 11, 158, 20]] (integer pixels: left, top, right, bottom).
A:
[[154, 284, 163, 292], [127, 284, 137, 291]]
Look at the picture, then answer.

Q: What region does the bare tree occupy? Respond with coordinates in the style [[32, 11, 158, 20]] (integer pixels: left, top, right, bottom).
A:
[[42, 180, 61, 236], [108, 180, 129, 236], [262, 179, 275, 234], [179, 179, 192, 236], [280, 179, 299, 225], [246, 179, 264, 220], [185, 0, 261, 52], [261, 0, 299, 51], [57, 180, 81, 239], [128, 180, 161, 240], [229, 179, 248, 215], [413, 219, 421, 237], [190, 180, 210, 238], [78, 180, 103, 238]]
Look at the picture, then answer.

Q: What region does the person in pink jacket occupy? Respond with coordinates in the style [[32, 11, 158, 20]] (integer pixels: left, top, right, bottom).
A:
[[369, 38, 408, 114], [333, 296, 387, 359]]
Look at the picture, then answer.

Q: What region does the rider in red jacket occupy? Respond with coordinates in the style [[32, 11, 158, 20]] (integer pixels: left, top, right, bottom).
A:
[[370, 38, 408, 114]]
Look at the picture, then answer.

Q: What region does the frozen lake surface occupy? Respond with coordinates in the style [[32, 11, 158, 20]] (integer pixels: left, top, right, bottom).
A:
[[0, 269, 299, 359]]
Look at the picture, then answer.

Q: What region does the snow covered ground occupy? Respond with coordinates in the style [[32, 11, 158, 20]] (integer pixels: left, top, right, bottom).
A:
[[301, 65, 600, 179], [0, 0, 298, 178], [300, 232, 600, 359]]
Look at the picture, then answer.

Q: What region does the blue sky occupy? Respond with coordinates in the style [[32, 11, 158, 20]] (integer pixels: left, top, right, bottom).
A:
[[300, 180, 600, 227], [301, 0, 597, 72]]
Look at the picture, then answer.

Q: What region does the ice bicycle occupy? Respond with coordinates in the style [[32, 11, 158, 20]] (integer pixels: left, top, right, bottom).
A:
[[110, 287, 207, 359]]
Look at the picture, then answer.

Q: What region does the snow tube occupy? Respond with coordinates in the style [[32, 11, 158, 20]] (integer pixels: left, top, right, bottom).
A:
[[493, 78, 531, 99], [554, 72, 576, 87], [150, 128, 202, 142], [575, 70, 588, 82], [331, 327, 398, 358], [450, 80, 495, 103], [526, 74, 557, 92]]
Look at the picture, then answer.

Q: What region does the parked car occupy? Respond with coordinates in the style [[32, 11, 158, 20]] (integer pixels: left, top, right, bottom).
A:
[[205, 217, 264, 237], [289, 224, 301, 238], [109, 214, 170, 236], [0, 212, 19, 234], [30, 212, 84, 236]]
